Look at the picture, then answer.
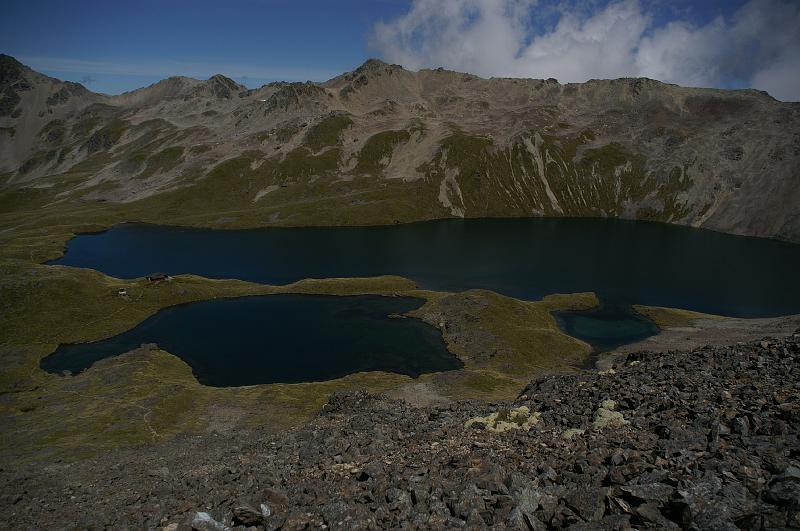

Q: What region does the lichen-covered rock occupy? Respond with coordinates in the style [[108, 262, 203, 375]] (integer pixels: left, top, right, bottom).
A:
[[592, 399, 629, 429], [465, 405, 540, 432], [562, 428, 585, 439]]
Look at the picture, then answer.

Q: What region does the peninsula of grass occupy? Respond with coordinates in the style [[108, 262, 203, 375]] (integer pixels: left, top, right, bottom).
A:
[[633, 304, 726, 328], [0, 252, 600, 462]]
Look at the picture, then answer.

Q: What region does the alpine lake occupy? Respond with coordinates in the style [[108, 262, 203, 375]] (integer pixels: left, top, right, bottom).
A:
[[44, 218, 800, 385]]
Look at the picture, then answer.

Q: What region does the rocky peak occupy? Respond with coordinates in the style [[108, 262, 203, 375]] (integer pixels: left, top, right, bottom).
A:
[[328, 58, 406, 99], [206, 74, 244, 98], [262, 81, 329, 114], [326, 58, 398, 84], [354, 58, 403, 75], [0, 54, 27, 86], [0, 55, 34, 118], [126, 76, 197, 97]]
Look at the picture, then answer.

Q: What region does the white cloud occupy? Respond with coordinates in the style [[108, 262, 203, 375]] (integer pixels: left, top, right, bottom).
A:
[[752, 53, 800, 102], [635, 18, 733, 87], [513, 0, 647, 81], [372, 0, 536, 78], [372, 0, 800, 101]]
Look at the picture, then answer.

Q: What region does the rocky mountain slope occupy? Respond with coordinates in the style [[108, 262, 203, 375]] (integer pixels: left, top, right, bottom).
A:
[[2, 334, 798, 529], [1, 54, 798, 240]]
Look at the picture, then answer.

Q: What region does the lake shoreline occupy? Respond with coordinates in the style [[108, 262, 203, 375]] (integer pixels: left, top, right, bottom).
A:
[[40, 293, 462, 387], [51, 218, 800, 318]]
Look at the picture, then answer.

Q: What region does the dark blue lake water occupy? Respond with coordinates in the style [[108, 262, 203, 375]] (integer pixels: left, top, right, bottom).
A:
[[46, 218, 800, 382], [554, 306, 661, 353], [41, 295, 459, 386], [53, 218, 800, 317]]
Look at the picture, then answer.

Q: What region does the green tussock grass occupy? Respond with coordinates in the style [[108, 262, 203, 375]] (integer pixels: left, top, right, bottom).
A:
[[277, 147, 341, 181], [439, 132, 493, 180], [0, 263, 423, 460], [411, 290, 599, 400], [71, 116, 102, 138], [275, 125, 300, 143], [475, 290, 597, 375], [304, 114, 353, 152], [656, 165, 693, 220], [83, 119, 128, 154], [0, 157, 449, 256], [143, 146, 185, 176], [65, 151, 116, 176], [2, 121, 697, 255], [417, 129, 692, 224], [578, 142, 629, 172], [633, 305, 725, 328], [354, 130, 410, 176], [445, 370, 522, 400], [0, 249, 602, 461]]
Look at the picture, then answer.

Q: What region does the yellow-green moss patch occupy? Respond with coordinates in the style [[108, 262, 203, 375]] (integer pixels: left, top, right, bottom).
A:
[[633, 305, 725, 328], [465, 406, 540, 432]]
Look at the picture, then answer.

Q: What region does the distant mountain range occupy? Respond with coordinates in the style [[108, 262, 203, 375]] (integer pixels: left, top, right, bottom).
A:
[[1, 54, 798, 241]]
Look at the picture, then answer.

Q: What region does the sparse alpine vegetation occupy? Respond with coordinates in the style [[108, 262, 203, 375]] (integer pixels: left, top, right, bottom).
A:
[[303, 113, 353, 152], [1, 55, 797, 240]]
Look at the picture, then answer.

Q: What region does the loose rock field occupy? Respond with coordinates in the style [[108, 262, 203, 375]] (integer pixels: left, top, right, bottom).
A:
[[2, 333, 799, 529]]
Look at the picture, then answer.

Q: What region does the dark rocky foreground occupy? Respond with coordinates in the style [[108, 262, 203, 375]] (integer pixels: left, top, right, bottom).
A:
[[2, 333, 799, 530]]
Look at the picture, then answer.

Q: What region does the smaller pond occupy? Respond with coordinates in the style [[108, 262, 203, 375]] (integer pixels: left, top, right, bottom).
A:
[[554, 306, 660, 353], [40, 294, 460, 387]]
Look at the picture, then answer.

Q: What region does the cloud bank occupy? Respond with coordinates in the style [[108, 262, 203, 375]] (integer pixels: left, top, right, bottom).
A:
[[372, 0, 800, 101]]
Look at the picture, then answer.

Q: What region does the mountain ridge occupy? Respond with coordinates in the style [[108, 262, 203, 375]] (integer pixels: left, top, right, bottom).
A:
[[1, 53, 798, 242]]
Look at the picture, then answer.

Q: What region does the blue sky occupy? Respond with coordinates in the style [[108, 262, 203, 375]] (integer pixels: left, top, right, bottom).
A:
[[2, 0, 798, 100], [0, 0, 410, 93]]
